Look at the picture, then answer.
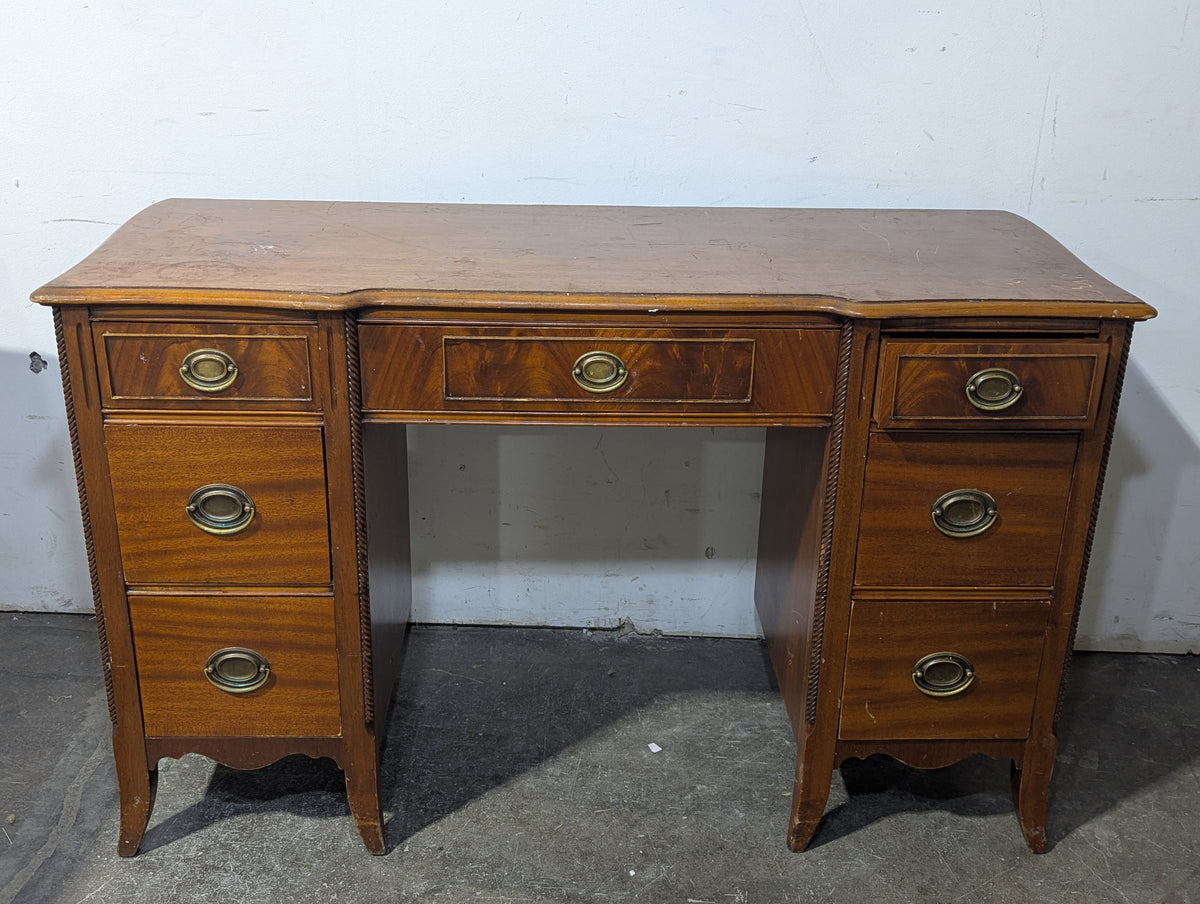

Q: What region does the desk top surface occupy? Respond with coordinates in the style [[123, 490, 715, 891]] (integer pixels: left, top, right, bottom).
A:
[[33, 199, 1154, 320]]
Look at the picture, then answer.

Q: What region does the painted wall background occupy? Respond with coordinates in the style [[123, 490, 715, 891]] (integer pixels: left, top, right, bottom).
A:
[[2, 1, 1196, 650]]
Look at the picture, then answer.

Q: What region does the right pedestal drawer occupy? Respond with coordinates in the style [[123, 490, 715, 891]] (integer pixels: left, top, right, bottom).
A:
[[839, 598, 1052, 740], [874, 339, 1109, 430], [854, 432, 1078, 588]]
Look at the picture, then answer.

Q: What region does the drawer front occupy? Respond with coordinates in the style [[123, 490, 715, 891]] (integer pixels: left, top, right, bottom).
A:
[[129, 593, 341, 737], [105, 424, 331, 585], [839, 599, 1051, 740], [95, 322, 317, 408], [443, 336, 754, 402], [854, 433, 1077, 588], [874, 339, 1108, 429], [360, 324, 841, 421]]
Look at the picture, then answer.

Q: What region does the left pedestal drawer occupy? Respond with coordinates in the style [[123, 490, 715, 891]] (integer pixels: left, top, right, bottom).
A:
[[104, 424, 331, 585], [94, 322, 318, 409], [128, 593, 342, 737]]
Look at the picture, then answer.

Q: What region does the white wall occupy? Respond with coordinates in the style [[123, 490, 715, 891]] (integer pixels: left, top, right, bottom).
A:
[[2, 1, 1196, 650]]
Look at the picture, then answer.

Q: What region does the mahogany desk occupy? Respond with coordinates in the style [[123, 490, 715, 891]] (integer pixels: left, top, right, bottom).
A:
[[33, 200, 1155, 855]]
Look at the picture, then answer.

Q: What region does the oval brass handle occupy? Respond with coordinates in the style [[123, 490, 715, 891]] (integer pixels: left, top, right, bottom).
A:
[[186, 484, 256, 535], [205, 647, 271, 694], [913, 651, 975, 697], [965, 367, 1023, 411], [931, 489, 998, 538], [572, 351, 629, 394], [180, 348, 239, 392]]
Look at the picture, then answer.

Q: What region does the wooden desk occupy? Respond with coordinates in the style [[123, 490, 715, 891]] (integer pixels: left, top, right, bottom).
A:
[[34, 200, 1156, 856]]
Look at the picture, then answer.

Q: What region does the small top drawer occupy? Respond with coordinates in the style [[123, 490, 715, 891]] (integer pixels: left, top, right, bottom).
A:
[[874, 339, 1109, 429], [94, 322, 318, 409]]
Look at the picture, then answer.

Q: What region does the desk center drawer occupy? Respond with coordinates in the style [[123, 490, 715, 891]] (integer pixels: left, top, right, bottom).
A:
[[443, 335, 754, 402], [360, 323, 840, 421]]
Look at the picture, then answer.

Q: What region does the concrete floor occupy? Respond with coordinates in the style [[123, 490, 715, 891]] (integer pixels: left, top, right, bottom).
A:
[[1, 613, 1197, 904]]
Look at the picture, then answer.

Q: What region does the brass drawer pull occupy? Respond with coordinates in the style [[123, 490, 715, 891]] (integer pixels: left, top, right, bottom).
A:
[[180, 348, 239, 392], [572, 351, 628, 393], [912, 651, 975, 697], [931, 489, 997, 538], [965, 367, 1023, 411], [186, 484, 256, 535], [204, 647, 271, 694]]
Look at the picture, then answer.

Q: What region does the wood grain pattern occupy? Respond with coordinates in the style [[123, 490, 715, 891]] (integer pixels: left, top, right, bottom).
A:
[[32, 200, 1156, 321], [839, 599, 1051, 740], [360, 322, 840, 424], [854, 432, 1078, 588], [104, 423, 331, 585], [874, 339, 1108, 429], [128, 593, 341, 737], [444, 336, 754, 401], [96, 321, 317, 408]]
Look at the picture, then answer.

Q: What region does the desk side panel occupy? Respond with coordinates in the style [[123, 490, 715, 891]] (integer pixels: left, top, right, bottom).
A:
[[754, 427, 831, 734], [364, 421, 412, 728], [52, 305, 156, 855]]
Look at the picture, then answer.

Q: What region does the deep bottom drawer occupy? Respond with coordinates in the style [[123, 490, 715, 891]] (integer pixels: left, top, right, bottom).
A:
[[129, 593, 341, 738], [839, 598, 1051, 741]]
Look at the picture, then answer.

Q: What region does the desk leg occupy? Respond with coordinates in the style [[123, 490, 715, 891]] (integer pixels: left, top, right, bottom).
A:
[[755, 428, 843, 853], [757, 323, 875, 853], [344, 748, 386, 854], [1012, 738, 1055, 853], [113, 736, 156, 857], [56, 305, 159, 857], [787, 727, 836, 851], [328, 318, 412, 855]]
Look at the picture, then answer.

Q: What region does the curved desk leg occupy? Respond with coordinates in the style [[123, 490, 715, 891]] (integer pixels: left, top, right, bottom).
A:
[[345, 751, 386, 855], [1012, 738, 1056, 854], [114, 744, 156, 857], [786, 728, 836, 851]]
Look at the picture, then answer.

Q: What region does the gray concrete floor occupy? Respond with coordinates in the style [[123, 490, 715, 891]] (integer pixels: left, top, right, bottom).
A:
[[1, 613, 1197, 904]]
